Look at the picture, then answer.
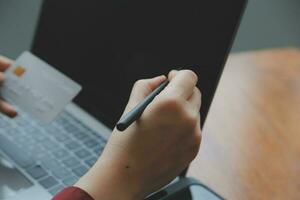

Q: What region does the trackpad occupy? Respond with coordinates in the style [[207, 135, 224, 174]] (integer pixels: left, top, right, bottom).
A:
[[0, 154, 33, 199]]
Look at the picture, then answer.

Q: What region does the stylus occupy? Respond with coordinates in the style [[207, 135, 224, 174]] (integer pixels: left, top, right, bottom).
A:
[[116, 80, 169, 131]]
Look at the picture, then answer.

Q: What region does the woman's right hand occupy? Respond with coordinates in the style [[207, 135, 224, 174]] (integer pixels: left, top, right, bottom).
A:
[[0, 55, 17, 117], [76, 70, 202, 200]]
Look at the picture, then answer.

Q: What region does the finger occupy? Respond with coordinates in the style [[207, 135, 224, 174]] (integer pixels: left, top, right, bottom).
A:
[[125, 75, 167, 112], [0, 72, 5, 85], [168, 66, 185, 80], [187, 87, 202, 113], [0, 100, 17, 118], [0, 55, 12, 71], [161, 70, 198, 100], [168, 70, 178, 80]]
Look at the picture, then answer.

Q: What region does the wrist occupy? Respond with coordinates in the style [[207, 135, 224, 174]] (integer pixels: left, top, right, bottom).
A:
[[75, 153, 145, 200]]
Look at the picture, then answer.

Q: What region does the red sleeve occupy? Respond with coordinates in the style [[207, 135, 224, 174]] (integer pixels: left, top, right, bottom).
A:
[[52, 186, 94, 200]]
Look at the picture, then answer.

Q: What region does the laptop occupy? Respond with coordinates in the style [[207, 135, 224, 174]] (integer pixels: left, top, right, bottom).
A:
[[0, 0, 247, 199]]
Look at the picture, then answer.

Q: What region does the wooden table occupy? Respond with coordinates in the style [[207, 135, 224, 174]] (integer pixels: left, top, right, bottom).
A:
[[188, 48, 300, 200]]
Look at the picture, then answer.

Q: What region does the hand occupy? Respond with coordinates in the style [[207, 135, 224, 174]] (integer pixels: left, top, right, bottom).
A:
[[0, 55, 17, 117], [76, 70, 202, 200]]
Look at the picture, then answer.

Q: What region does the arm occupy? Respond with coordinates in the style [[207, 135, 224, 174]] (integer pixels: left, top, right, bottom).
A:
[[73, 70, 202, 200], [53, 70, 201, 200]]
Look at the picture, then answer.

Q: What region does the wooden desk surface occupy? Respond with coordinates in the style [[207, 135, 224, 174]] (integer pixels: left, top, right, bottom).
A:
[[188, 48, 300, 200]]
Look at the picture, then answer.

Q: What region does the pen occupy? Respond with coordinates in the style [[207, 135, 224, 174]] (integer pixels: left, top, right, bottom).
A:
[[116, 80, 169, 131]]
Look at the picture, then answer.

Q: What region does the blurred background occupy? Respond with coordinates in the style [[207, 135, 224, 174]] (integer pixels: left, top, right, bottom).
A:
[[0, 0, 300, 58]]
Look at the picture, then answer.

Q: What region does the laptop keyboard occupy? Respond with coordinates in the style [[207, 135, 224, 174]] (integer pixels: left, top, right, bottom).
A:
[[0, 110, 107, 195]]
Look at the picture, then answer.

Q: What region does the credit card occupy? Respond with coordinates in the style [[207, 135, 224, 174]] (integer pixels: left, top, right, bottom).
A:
[[1, 51, 82, 123]]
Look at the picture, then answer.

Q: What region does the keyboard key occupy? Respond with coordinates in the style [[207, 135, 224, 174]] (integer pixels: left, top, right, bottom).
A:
[[23, 126, 41, 134], [0, 119, 9, 126], [49, 185, 64, 195], [84, 157, 97, 167], [52, 148, 69, 159], [39, 176, 59, 189], [55, 116, 69, 125], [5, 128, 22, 137], [14, 136, 29, 145], [93, 145, 104, 155], [54, 134, 70, 142], [62, 157, 81, 168], [41, 157, 62, 171], [33, 134, 49, 142], [26, 165, 48, 179], [52, 167, 72, 180], [65, 125, 78, 133], [72, 165, 88, 177], [65, 140, 80, 151], [89, 131, 106, 141], [0, 135, 35, 168], [27, 144, 44, 155], [74, 149, 90, 159], [84, 139, 98, 148], [62, 176, 78, 186], [44, 126, 61, 135], [15, 118, 29, 126], [42, 140, 57, 151], [93, 133, 106, 143], [35, 152, 51, 160], [73, 130, 89, 140]]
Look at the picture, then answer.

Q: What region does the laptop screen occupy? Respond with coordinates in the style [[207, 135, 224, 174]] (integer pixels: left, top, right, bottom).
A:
[[32, 0, 246, 129]]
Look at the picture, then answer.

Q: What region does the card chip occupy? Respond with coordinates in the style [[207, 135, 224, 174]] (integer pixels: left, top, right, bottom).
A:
[[13, 66, 26, 77]]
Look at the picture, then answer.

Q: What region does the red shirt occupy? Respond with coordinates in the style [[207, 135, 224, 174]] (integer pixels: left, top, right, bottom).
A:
[[53, 187, 94, 200]]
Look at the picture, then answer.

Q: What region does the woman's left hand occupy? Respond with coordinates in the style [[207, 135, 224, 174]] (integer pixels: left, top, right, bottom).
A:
[[0, 55, 17, 117]]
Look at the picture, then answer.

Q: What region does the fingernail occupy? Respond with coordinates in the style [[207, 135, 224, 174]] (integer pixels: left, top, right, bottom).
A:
[[155, 75, 166, 80], [5, 104, 17, 118], [8, 111, 17, 118]]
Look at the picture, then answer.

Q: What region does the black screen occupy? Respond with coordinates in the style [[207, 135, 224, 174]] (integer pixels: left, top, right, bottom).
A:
[[32, 0, 246, 129]]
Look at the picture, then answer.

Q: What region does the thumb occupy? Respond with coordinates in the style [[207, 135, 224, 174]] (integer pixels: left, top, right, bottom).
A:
[[124, 75, 166, 113]]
